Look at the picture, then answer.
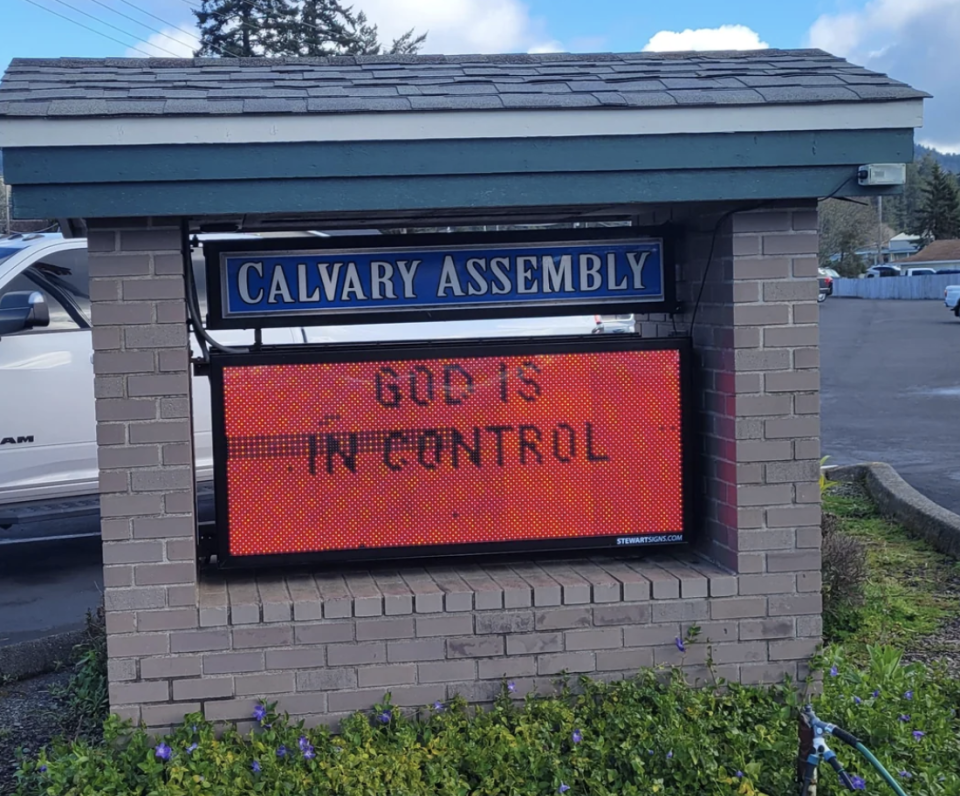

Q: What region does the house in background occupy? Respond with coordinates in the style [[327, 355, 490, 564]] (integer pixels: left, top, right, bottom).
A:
[[897, 239, 960, 271]]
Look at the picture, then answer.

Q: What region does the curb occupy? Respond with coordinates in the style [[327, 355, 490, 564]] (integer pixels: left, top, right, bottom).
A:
[[0, 629, 86, 681], [825, 462, 960, 559]]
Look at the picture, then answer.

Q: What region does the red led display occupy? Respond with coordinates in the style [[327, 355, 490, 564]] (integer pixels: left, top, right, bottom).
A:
[[218, 344, 686, 560]]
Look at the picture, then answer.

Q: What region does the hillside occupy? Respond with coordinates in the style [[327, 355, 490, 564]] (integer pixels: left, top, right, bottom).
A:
[[916, 143, 960, 173]]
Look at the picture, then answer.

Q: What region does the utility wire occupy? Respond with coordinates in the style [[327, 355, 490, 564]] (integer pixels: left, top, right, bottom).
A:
[[18, 0, 155, 57], [44, 0, 185, 57], [109, 0, 235, 57]]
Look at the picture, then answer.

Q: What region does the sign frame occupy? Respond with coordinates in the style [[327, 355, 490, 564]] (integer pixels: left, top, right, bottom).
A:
[[208, 335, 696, 570], [203, 226, 677, 330]]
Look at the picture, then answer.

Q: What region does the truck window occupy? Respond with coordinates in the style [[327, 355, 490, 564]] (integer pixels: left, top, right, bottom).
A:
[[0, 269, 83, 332], [31, 248, 91, 324]]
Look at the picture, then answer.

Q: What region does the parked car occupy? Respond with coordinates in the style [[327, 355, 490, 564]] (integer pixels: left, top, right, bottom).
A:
[[903, 267, 937, 276], [864, 264, 901, 277], [945, 285, 960, 318], [0, 234, 618, 507], [818, 268, 834, 297]]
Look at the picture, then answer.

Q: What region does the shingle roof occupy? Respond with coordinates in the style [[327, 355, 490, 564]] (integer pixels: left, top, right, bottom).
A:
[[0, 49, 927, 118], [900, 239, 960, 263]]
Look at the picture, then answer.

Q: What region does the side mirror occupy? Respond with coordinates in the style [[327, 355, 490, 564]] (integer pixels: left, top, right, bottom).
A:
[[0, 291, 50, 336]]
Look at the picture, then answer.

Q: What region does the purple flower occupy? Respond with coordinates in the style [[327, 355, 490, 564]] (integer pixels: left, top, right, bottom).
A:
[[675, 637, 685, 653], [647, 750, 654, 755], [434, 701, 444, 711], [507, 681, 516, 693], [304, 748, 315, 760], [666, 751, 674, 759], [154, 743, 172, 762], [38, 766, 46, 774], [899, 714, 911, 722], [277, 745, 288, 758], [899, 771, 912, 779], [912, 730, 925, 740], [850, 774, 866, 790], [572, 729, 582, 744], [872, 689, 880, 698], [253, 704, 268, 723], [298, 736, 310, 753], [186, 743, 198, 754], [854, 696, 862, 705], [378, 710, 392, 724], [904, 690, 913, 700], [251, 760, 261, 774], [559, 784, 570, 794], [735, 771, 743, 779], [829, 665, 838, 677]]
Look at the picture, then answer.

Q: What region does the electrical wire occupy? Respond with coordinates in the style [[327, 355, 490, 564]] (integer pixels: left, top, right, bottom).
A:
[[109, 0, 235, 57], [44, 0, 185, 57], [18, 0, 155, 57], [75, 0, 219, 58]]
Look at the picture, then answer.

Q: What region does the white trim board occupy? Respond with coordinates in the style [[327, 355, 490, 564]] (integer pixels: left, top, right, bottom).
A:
[[0, 100, 924, 149]]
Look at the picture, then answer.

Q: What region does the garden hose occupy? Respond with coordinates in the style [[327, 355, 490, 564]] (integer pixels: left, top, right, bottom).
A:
[[800, 706, 911, 796], [852, 741, 909, 796]]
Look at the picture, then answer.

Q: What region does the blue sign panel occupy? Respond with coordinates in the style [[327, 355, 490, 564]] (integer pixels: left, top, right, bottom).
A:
[[216, 238, 665, 324]]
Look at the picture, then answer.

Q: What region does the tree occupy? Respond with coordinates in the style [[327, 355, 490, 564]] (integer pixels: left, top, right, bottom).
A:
[[912, 162, 960, 243], [818, 198, 880, 276], [0, 177, 8, 235], [194, 0, 425, 57]]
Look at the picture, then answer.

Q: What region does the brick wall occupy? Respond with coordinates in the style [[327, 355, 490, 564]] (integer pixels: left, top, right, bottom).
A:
[[91, 205, 822, 732]]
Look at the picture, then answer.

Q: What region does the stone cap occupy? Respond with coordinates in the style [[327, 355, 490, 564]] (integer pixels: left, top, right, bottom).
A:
[[198, 554, 737, 627]]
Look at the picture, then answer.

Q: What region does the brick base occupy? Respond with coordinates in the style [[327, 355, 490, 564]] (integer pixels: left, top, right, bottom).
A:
[[107, 555, 821, 731]]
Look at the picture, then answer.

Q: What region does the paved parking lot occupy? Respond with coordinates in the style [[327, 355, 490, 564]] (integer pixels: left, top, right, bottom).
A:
[[821, 298, 960, 514]]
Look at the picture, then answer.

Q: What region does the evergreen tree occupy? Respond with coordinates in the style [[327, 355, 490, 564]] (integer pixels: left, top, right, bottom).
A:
[[194, 0, 298, 57], [912, 162, 960, 243], [194, 0, 425, 58]]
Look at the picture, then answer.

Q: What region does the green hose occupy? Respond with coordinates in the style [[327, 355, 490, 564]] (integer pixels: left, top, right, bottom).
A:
[[855, 742, 910, 796]]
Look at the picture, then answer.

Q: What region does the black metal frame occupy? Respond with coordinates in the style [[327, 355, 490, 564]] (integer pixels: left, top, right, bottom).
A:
[[203, 226, 679, 330], [208, 334, 696, 570]]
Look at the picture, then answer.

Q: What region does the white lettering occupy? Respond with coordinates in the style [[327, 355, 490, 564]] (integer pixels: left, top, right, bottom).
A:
[[517, 255, 538, 294], [267, 264, 293, 304], [396, 260, 420, 299], [370, 261, 396, 300], [579, 254, 603, 292], [341, 262, 367, 301], [626, 251, 650, 290], [437, 255, 466, 297], [317, 262, 344, 302], [297, 262, 320, 303], [542, 254, 573, 293], [238, 261, 264, 305], [465, 258, 489, 296], [489, 257, 512, 295], [607, 252, 628, 291]]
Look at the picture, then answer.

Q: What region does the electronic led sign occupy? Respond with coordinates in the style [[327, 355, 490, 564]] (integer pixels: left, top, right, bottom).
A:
[[209, 337, 691, 567]]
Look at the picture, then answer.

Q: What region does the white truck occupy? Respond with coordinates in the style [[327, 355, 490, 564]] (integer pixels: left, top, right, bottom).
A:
[[0, 233, 628, 522], [946, 285, 960, 318]]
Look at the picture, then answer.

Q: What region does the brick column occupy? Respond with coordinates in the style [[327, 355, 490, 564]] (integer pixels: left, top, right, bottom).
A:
[[89, 220, 199, 725]]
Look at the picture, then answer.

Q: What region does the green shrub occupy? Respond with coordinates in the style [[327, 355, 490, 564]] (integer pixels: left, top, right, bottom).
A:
[[15, 645, 960, 796], [52, 605, 108, 740]]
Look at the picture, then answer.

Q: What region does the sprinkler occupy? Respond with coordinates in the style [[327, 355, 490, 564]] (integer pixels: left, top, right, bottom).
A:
[[798, 706, 910, 796]]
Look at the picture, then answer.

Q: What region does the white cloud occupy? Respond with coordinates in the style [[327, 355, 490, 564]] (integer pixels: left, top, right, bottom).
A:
[[357, 0, 559, 54], [808, 0, 960, 151], [643, 25, 768, 53], [126, 23, 198, 58]]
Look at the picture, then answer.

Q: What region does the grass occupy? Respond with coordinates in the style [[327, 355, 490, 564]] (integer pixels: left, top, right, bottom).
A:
[[822, 488, 960, 655]]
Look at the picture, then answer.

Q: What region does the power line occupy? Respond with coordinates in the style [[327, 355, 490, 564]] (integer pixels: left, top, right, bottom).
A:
[[109, 0, 234, 57], [44, 0, 185, 57], [18, 0, 155, 57]]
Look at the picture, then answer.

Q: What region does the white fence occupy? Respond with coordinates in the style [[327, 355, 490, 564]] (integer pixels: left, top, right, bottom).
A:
[[832, 274, 960, 300]]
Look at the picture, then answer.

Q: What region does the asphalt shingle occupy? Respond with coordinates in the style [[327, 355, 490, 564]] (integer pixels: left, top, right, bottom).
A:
[[0, 49, 927, 118]]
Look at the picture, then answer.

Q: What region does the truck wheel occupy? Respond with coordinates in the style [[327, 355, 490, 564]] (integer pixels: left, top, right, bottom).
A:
[[818, 291, 827, 303], [955, 305, 959, 317]]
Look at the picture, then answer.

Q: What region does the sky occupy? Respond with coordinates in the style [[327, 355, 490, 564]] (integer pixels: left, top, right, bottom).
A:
[[0, 0, 956, 149]]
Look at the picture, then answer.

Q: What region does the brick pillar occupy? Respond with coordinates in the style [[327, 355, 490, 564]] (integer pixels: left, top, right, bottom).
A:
[[89, 220, 199, 725]]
